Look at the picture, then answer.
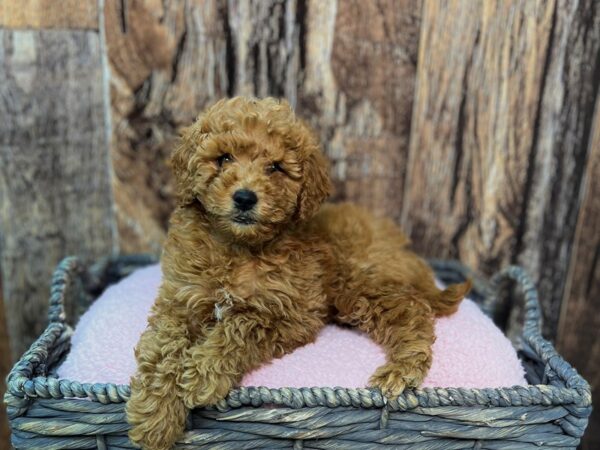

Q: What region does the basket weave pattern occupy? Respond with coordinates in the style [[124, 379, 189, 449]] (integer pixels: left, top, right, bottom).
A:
[[4, 256, 592, 449]]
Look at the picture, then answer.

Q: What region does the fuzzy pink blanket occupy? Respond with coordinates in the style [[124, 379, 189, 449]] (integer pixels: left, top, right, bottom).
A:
[[58, 265, 526, 389]]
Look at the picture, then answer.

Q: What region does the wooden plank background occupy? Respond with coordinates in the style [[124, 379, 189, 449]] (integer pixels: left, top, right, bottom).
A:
[[0, 28, 118, 358], [403, 0, 600, 341], [558, 91, 600, 450], [0, 0, 598, 447]]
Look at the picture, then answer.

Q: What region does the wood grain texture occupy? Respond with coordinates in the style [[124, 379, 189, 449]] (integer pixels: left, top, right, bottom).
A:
[[558, 97, 600, 450], [404, 0, 554, 274], [107, 0, 230, 253], [0, 0, 98, 30], [107, 0, 421, 251], [314, 0, 420, 222], [105, 0, 174, 91], [516, 0, 600, 340], [403, 0, 600, 339], [0, 29, 118, 359]]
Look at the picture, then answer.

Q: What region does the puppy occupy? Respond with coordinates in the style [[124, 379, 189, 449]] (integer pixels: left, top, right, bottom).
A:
[[127, 97, 470, 450]]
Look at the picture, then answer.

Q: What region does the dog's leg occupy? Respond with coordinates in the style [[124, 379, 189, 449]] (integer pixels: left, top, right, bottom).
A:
[[127, 323, 190, 450], [178, 313, 323, 408], [334, 286, 436, 397]]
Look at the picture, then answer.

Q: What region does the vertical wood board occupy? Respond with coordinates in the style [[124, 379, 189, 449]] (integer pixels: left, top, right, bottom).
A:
[[0, 29, 117, 358], [558, 95, 600, 450], [403, 0, 600, 339]]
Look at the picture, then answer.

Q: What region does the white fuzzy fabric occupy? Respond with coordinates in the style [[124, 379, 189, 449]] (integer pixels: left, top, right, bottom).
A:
[[58, 265, 527, 389]]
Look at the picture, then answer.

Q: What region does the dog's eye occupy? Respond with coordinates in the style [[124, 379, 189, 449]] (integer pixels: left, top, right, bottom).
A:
[[216, 153, 233, 167], [267, 161, 284, 174]]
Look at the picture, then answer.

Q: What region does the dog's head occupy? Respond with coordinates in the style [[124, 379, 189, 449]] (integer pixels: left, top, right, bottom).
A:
[[171, 97, 331, 244]]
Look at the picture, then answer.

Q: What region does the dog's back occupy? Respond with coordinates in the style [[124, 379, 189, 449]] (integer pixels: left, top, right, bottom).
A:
[[308, 202, 469, 317]]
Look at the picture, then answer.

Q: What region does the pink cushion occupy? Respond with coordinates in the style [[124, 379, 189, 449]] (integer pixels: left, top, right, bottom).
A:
[[57, 265, 526, 388]]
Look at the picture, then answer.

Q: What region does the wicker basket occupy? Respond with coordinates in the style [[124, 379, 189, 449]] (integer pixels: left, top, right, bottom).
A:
[[4, 255, 592, 449]]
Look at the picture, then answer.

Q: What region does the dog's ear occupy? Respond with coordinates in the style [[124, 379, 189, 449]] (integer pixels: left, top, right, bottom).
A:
[[296, 124, 332, 221], [170, 126, 206, 206]]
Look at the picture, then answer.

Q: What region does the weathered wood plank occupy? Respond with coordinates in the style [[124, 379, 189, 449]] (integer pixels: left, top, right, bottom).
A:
[[403, 0, 554, 271], [107, 0, 421, 251], [514, 0, 600, 340], [558, 96, 600, 450], [107, 0, 230, 253], [104, 0, 174, 91], [309, 0, 421, 223], [403, 0, 600, 339], [0, 0, 98, 30], [0, 29, 118, 359], [105, 0, 183, 253]]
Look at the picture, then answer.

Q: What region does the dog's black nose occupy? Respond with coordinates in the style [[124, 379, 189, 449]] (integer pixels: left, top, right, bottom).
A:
[[233, 189, 258, 211]]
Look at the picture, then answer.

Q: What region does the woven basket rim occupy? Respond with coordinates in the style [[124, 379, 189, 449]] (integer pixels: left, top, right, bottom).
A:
[[5, 256, 592, 414]]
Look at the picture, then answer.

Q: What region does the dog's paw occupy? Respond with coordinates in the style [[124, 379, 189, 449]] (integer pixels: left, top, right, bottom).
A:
[[182, 382, 231, 409], [178, 362, 233, 409], [368, 361, 425, 398], [129, 421, 178, 450], [127, 386, 187, 450]]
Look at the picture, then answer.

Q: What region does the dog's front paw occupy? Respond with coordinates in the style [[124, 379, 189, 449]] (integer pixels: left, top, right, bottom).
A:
[[127, 380, 187, 450], [178, 362, 233, 409], [182, 382, 231, 409], [369, 361, 425, 397]]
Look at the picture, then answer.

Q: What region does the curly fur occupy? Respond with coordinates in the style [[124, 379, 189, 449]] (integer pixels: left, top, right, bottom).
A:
[[126, 97, 471, 450]]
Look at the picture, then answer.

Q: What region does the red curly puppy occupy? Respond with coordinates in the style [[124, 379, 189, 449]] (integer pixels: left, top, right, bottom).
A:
[[126, 97, 470, 449]]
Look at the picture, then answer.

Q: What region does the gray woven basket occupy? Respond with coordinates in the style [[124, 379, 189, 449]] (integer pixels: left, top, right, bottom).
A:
[[4, 255, 592, 449]]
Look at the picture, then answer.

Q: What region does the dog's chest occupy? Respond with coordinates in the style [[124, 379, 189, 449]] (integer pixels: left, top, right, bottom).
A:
[[183, 258, 260, 323], [186, 251, 321, 324]]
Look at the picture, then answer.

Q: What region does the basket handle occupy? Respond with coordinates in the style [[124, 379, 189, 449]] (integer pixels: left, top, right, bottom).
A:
[[430, 260, 543, 337], [47, 254, 158, 324], [47, 256, 85, 324], [484, 265, 543, 337]]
